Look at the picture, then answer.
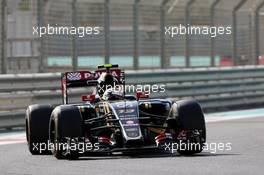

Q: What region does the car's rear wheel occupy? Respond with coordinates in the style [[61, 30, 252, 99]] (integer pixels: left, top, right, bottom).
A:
[[49, 105, 84, 159], [170, 100, 206, 155], [26, 104, 53, 155]]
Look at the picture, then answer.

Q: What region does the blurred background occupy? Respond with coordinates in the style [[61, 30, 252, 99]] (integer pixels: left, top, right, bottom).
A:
[[1, 0, 264, 73]]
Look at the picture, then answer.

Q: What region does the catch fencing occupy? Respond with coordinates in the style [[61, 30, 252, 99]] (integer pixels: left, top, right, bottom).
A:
[[1, 0, 264, 73]]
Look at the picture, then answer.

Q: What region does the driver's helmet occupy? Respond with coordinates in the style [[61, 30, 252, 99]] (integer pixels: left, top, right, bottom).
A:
[[98, 72, 116, 96], [102, 88, 123, 101]]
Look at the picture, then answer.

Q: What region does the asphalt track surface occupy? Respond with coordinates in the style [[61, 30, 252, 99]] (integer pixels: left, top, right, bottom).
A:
[[0, 117, 264, 175]]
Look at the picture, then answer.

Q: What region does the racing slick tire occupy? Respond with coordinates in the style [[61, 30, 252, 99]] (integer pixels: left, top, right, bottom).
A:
[[172, 100, 206, 155], [26, 104, 53, 155], [49, 105, 84, 159]]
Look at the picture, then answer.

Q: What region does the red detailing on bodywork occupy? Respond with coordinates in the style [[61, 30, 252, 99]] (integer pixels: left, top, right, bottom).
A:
[[95, 69, 121, 81], [136, 92, 149, 100], [177, 130, 187, 140], [98, 136, 112, 145], [82, 94, 95, 102], [155, 133, 172, 144]]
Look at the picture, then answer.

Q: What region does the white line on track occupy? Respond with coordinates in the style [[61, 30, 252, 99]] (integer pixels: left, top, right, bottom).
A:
[[205, 108, 264, 123], [0, 132, 26, 145]]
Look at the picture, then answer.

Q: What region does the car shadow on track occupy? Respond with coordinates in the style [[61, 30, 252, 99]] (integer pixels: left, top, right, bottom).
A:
[[74, 152, 239, 161]]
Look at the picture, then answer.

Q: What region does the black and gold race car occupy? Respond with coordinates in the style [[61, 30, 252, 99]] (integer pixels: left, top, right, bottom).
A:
[[26, 64, 206, 159]]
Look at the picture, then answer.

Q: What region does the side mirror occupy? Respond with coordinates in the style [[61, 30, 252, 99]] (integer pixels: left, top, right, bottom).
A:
[[136, 92, 149, 100], [82, 94, 96, 102]]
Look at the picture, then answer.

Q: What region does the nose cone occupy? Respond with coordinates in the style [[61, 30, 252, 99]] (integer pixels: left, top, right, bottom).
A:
[[110, 101, 144, 147]]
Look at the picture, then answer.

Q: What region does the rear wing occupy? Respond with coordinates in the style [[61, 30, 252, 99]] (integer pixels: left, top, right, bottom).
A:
[[61, 66, 124, 104]]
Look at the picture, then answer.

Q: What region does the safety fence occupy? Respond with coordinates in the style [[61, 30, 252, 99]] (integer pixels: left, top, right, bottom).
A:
[[1, 0, 264, 73]]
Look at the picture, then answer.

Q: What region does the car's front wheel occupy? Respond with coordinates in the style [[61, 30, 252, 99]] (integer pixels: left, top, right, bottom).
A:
[[169, 100, 206, 155], [26, 104, 53, 155], [49, 105, 84, 159]]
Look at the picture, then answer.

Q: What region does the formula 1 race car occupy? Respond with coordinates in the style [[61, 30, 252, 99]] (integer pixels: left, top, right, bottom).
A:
[[26, 64, 206, 159]]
